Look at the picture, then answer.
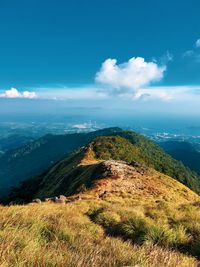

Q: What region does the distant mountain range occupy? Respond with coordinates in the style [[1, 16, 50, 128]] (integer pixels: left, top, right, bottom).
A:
[[160, 141, 200, 175], [0, 135, 34, 154]]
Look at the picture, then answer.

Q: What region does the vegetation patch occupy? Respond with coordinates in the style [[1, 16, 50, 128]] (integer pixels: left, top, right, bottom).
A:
[[88, 204, 200, 258]]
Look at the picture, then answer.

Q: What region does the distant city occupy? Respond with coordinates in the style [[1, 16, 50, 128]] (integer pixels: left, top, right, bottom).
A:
[[1, 120, 200, 154]]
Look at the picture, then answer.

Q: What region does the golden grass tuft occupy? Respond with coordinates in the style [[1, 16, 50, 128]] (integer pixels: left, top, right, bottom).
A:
[[0, 201, 197, 267]]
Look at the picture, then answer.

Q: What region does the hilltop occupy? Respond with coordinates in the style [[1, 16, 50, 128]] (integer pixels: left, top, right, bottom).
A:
[[1, 127, 200, 196], [0, 128, 121, 195], [5, 134, 200, 204], [1, 135, 200, 266]]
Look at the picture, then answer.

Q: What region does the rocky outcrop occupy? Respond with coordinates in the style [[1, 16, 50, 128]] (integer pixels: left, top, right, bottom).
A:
[[32, 198, 42, 204], [33, 194, 81, 204], [96, 160, 148, 180]]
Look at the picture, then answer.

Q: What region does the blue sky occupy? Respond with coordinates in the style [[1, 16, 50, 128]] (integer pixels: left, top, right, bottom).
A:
[[0, 0, 200, 115]]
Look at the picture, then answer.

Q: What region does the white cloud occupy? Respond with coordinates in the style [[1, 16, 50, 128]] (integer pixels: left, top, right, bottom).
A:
[[22, 91, 37, 99], [72, 123, 91, 129], [95, 57, 166, 93], [131, 86, 200, 102], [0, 88, 37, 99], [196, 39, 200, 48], [133, 88, 173, 101], [2, 88, 21, 98], [182, 50, 194, 58], [1, 85, 198, 103], [37, 87, 107, 100], [113, 87, 173, 102]]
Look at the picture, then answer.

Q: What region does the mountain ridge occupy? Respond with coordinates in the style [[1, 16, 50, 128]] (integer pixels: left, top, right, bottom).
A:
[[5, 134, 200, 203], [1, 130, 200, 265]]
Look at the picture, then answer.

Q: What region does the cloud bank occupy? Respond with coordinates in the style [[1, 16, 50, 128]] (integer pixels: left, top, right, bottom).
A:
[[0, 54, 190, 103], [0, 88, 37, 99], [95, 57, 166, 93], [0, 85, 198, 103]]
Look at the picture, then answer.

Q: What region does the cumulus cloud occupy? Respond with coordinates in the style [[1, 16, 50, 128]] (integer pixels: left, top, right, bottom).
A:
[[22, 91, 37, 99], [0, 88, 37, 99], [1, 88, 21, 98], [95, 57, 166, 93]]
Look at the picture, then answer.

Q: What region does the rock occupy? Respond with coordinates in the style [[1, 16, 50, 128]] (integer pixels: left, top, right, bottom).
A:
[[100, 160, 127, 179], [32, 198, 41, 204], [129, 161, 148, 175], [59, 195, 67, 201], [55, 195, 67, 204], [44, 196, 66, 204], [130, 161, 141, 168], [45, 197, 54, 203]]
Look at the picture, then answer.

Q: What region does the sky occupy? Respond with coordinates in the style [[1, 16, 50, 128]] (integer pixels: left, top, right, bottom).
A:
[[0, 0, 200, 119]]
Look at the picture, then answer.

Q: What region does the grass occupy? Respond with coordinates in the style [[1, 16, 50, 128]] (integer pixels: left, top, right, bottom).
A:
[[87, 194, 200, 259], [91, 134, 200, 194], [1, 134, 200, 266], [0, 200, 198, 267]]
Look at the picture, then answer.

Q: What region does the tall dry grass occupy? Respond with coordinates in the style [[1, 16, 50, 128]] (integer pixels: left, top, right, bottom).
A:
[[0, 201, 197, 267]]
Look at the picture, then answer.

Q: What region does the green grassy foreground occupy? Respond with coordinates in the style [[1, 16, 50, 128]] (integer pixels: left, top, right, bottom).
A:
[[0, 200, 198, 267]]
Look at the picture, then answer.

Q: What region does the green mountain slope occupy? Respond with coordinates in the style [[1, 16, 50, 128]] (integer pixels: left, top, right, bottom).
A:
[[0, 134, 34, 153], [3, 135, 200, 264], [161, 141, 200, 175], [1, 127, 200, 197], [6, 134, 200, 204], [93, 134, 200, 193], [0, 128, 121, 195]]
